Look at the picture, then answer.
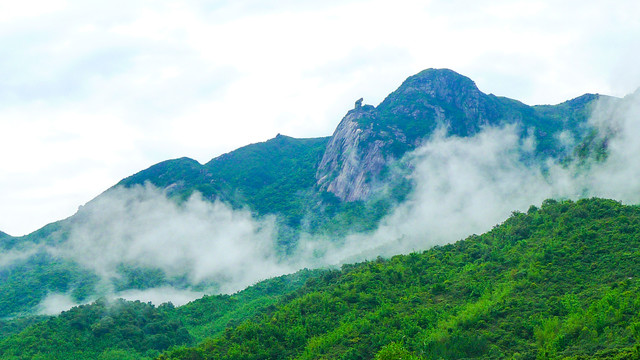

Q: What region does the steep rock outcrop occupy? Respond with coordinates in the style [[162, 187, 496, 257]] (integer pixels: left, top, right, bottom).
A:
[[315, 105, 391, 201]]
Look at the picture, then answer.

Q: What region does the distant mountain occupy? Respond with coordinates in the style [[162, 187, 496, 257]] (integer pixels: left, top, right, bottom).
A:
[[97, 69, 611, 225], [0, 69, 620, 318]]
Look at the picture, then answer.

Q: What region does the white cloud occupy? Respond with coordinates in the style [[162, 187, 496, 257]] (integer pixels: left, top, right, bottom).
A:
[[293, 126, 556, 264], [1, 0, 639, 236], [51, 184, 294, 293], [0, 246, 39, 268], [116, 287, 205, 307], [37, 292, 88, 315]]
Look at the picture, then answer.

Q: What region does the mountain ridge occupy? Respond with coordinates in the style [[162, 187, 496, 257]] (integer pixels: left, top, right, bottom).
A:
[[111, 69, 611, 207], [0, 68, 622, 319], [87, 69, 613, 210]]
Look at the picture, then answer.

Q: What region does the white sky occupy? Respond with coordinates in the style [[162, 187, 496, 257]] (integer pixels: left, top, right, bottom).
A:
[[1, 0, 639, 236]]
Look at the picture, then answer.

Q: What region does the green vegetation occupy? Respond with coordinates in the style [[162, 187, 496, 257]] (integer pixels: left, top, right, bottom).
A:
[[118, 135, 330, 229], [2, 199, 640, 359], [170, 268, 324, 342], [0, 269, 322, 359], [0, 251, 99, 317], [0, 69, 622, 329], [0, 316, 48, 340], [0, 299, 190, 360], [157, 198, 640, 359]]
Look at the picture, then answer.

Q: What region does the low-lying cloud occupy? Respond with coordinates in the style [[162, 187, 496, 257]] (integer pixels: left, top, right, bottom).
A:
[[37, 293, 89, 316], [51, 185, 295, 294], [294, 126, 558, 264]]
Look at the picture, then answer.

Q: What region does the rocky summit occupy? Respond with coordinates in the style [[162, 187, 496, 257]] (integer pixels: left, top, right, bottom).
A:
[[315, 68, 605, 201]]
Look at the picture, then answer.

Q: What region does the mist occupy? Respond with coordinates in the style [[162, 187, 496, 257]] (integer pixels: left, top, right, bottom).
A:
[[26, 89, 640, 312], [294, 90, 640, 264], [49, 185, 295, 294], [37, 293, 89, 316], [0, 246, 39, 268]]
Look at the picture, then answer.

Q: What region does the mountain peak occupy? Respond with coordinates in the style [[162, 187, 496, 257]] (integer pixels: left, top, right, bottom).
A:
[[379, 68, 481, 110], [317, 69, 497, 202], [407, 68, 477, 88]]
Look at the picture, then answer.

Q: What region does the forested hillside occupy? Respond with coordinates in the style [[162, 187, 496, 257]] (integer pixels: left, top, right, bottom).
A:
[[2, 198, 639, 359], [160, 198, 640, 359], [0, 270, 322, 359]]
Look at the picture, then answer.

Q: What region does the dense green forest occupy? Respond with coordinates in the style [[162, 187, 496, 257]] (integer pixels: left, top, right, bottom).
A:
[[0, 269, 322, 359], [157, 198, 640, 360], [2, 198, 639, 359]]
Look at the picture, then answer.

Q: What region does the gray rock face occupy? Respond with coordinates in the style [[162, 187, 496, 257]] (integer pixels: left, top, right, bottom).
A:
[[315, 106, 392, 201]]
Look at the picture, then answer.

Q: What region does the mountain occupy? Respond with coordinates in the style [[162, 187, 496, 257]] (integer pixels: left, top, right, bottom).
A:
[[2, 198, 639, 359], [111, 69, 607, 207], [316, 69, 605, 201], [0, 269, 322, 359], [101, 69, 610, 230], [0, 69, 619, 319], [95, 69, 608, 214]]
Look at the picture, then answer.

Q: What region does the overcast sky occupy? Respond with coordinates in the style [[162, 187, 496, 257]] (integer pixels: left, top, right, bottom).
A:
[[1, 0, 639, 236]]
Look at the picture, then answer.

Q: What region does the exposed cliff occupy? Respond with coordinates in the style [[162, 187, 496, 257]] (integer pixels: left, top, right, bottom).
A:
[[315, 105, 389, 201]]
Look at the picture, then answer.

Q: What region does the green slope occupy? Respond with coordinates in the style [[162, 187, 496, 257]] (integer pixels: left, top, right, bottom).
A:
[[0, 299, 191, 360], [0, 269, 323, 359], [0, 316, 48, 341], [158, 198, 640, 359], [3, 198, 640, 359], [168, 268, 325, 342]]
